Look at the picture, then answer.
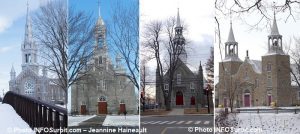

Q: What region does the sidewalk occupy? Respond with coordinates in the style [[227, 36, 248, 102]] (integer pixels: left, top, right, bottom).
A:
[[167, 108, 184, 115]]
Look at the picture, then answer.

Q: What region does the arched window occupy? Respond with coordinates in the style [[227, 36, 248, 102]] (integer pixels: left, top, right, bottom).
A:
[[99, 96, 106, 101]]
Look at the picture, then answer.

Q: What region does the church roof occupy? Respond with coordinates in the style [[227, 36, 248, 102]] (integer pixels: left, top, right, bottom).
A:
[[223, 56, 242, 62], [247, 60, 262, 74]]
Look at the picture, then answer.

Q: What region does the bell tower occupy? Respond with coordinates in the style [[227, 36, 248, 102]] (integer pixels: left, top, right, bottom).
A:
[[262, 13, 291, 106], [267, 13, 284, 54], [218, 21, 242, 108], [21, 1, 38, 73], [173, 8, 187, 63]]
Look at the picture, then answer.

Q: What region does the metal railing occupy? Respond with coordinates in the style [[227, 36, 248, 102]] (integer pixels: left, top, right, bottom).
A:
[[236, 108, 300, 114], [2, 91, 67, 131]]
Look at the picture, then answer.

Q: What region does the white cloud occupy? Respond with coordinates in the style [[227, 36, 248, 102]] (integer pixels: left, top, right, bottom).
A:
[[0, 0, 43, 33], [0, 45, 18, 54]]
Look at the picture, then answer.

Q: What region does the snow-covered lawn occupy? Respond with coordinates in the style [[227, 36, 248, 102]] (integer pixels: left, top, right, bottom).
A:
[[103, 115, 139, 127], [68, 115, 97, 126], [0, 103, 34, 134], [236, 106, 300, 109], [228, 113, 300, 133]]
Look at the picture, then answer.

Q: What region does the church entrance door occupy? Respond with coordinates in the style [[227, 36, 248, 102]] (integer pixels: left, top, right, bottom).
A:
[[224, 98, 227, 107], [176, 91, 183, 105], [268, 95, 272, 106], [244, 94, 250, 107], [190, 96, 195, 105]]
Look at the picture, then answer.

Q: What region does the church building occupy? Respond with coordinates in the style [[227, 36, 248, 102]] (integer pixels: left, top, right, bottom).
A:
[[216, 14, 300, 107], [155, 10, 206, 108], [9, 3, 66, 104], [70, 4, 137, 115]]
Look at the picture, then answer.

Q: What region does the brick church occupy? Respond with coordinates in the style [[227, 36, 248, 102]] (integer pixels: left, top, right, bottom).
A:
[[216, 15, 300, 107]]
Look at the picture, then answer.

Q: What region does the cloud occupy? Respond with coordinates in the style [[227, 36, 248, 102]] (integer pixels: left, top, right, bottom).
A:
[[0, 45, 18, 54], [0, 0, 43, 34]]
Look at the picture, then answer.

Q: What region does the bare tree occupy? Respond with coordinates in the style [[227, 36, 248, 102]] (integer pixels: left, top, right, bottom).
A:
[[107, 1, 139, 90], [289, 37, 300, 89], [206, 47, 214, 87], [141, 59, 146, 112], [33, 1, 94, 104], [142, 17, 187, 111], [215, 0, 300, 112]]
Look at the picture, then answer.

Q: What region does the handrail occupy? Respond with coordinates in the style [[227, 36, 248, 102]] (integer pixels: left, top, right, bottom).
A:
[[2, 91, 67, 132]]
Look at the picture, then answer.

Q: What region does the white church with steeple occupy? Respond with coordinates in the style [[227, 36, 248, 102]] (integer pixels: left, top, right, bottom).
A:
[[9, 2, 66, 104], [216, 13, 300, 107]]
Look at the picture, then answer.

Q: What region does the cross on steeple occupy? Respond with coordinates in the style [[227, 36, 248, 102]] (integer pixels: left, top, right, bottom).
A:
[[272, 1, 276, 16], [98, 0, 101, 17]]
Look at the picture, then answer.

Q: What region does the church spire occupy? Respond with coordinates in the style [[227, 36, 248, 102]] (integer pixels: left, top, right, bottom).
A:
[[24, 0, 33, 47], [176, 8, 181, 27], [21, 1, 38, 73], [94, 0, 107, 50], [267, 12, 284, 55], [270, 13, 280, 35], [224, 21, 240, 61], [173, 8, 186, 63], [10, 64, 16, 80], [227, 21, 236, 42], [98, 0, 101, 17]]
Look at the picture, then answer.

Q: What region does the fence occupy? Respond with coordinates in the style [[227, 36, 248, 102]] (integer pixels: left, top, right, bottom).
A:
[[2, 91, 67, 131]]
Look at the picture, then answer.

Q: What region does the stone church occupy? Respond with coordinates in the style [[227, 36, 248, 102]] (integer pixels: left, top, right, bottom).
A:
[[9, 3, 66, 104], [156, 10, 206, 108], [70, 5, 137, 115], [216, 15, 300, 107]]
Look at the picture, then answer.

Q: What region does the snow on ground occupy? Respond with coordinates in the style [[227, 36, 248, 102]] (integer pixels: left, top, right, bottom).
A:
[[68, 115, 97, 126], [228, 112, 300, 133], [103, 115, 139, 127], [0, 103, 34, 134], [236, 106, 300, 109]]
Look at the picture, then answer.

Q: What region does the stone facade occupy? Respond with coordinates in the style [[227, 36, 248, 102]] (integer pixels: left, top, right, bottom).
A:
[[155, 10, 206, 109], [70, 7, 137, 115], [216, 16, 300, 107]]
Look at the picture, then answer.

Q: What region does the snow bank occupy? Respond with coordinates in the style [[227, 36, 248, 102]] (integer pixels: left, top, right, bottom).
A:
[[0, 103, 34, 134], [103, 115, 139, 126]]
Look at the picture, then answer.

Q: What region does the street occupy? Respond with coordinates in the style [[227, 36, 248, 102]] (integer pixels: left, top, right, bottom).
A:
[[68, 115, 139, 134], [141, 115, 214, 134]]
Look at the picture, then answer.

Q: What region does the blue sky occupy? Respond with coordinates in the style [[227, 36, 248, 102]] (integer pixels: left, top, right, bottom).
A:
[[69, 0, 138, 65], [68, 0, 139, 111], [0, 0, 138, 98], [0, 0, 42, 97]]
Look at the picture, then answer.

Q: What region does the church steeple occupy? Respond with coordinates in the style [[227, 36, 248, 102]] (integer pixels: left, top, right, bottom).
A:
[[24, 1, 34, 49], [224, 21, 240, 61], [176, 8, 181, 27], [10, 65, 16, 80], [267, 13, 284, 55], [94, 0, 107, 50], [22, 1, 38, 73], [173, 8, 187, 63]]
